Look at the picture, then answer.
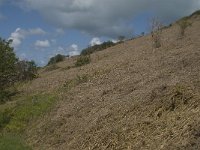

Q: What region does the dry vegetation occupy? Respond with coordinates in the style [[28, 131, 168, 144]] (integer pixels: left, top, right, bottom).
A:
[[1, 11, 200, 150]]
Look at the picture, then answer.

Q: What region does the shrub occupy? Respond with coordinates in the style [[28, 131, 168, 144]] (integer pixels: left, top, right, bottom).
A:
[[118, 36, 126, 42], [177, 19, 191, 37], [150, 18, 163, 48], [0, 91, 12, 104], [47, 54, 67, 65], [81, 41, 116, 55], [189, 10, 200, 18], [45, 64, 60, 72], [63, 74, 89, 91], [0, 109, 12, 129], [75, 55, 91, 67], [16, 60, 38, 81]]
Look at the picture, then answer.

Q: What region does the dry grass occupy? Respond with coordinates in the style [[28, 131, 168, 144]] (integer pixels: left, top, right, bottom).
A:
[[8, 14, 200, 149]]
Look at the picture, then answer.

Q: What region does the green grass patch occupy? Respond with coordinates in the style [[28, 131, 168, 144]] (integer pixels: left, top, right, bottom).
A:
[[63, 74, 89, 91], [0, 133, 31, 150], [0, 93, 56, 133]]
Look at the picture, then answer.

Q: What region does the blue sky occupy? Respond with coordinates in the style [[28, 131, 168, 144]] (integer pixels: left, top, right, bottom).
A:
[[0, 0, 199, 66]]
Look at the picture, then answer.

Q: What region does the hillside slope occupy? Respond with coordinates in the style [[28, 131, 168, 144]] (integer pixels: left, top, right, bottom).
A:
[[22, 13, 200, 149]]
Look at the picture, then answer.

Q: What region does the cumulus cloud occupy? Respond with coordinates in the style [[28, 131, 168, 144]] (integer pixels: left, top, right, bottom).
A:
[[90, 37, 101, 46], [17, 0, 200, 37], [69, 44, 80, 56], [29, 28, 46, 35], [52, 44, 79, 57], [9, 27, 46, 48], [35, 40, 50, 48], [111, 39, 119, 44], [9, 28, 25, 48]]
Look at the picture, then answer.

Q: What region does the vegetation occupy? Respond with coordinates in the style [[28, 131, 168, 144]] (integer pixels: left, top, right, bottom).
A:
[[75, 55, 91, 67], [47, 54, 67, 66], [0, 39, 18, 103], [81, 41, 116, 56], [190, 10, 200, 17], [177, 19, 191, 37], [45, 64, 60, 72], [0, 39, 18, 91], [3, 94, 55, 132], [0, 134, 31, 150], [0, 93, 55, 149], [0, 38, 38, 103], [118, 36, 126, 42], [16, 60, 38, 81], [150, 18, 163, 48], [63, 74, 89, 91]]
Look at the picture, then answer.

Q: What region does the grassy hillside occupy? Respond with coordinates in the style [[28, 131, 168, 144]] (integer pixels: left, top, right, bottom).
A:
[[1, 11, 200, 149]]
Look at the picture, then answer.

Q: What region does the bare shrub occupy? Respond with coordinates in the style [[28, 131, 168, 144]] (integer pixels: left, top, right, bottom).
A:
[[150, 18, 163, 48]]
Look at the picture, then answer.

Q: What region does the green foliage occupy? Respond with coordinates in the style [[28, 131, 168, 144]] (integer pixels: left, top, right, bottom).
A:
[[75, 55, 91, 67], [81, 41, 116, 55], [177, 19, 191, 37], [16, 60, 38, 81], [0, 38, 18, 91], [0, 94, 56, 132], [0, 91, 11, 104], [45, 64, 60, 72], [0, 134, 31, 150], [118, 35, 126, 42], [0, 93, 55, 149], [63, 74, 89, 91], [0, 109, 12, 129], [47, 54, 67, 66], [189, 10, 200, 18]]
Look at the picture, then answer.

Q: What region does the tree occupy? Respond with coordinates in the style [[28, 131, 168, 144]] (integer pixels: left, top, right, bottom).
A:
[[0, 38, 18, 90], [118, 36, 126, 42], [81, 41, 116, 56], [47, 54, 66, 65], [16, 60, 38, 81]]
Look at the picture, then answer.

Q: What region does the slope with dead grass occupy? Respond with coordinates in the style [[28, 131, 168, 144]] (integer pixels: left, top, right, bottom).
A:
[[1, 11, 200, 150], [18, 12, 200, 150]]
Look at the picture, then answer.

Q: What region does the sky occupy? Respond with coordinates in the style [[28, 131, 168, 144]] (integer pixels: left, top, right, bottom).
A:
[[0, 0, 200, 66]]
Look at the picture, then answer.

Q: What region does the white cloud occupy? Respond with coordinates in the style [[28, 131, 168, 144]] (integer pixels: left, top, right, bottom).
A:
[[111, 39, 119, 43], [54, 46, 65, 55], [9, 28, 25, 48], [69, 44, 80, 56], [16, 0, 200, 37], [29, 28, 46, 35], [90, 37, 101, 46], [9, 27, 46, 48], [35, 40, 50, 48], [51, 44, 79, 57]]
